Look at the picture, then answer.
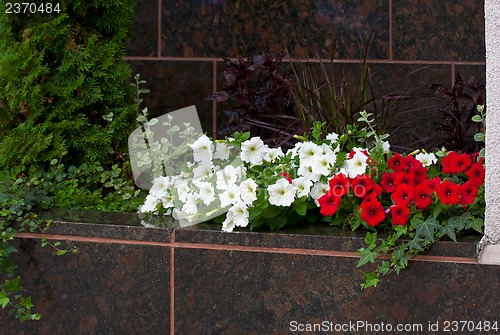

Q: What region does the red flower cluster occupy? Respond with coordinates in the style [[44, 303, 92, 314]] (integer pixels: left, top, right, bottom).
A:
[[318, 151, 485, 228]]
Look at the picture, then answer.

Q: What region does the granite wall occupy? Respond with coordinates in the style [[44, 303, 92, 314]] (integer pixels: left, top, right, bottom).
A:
[[124, 0, 485, 151], [0, 212, 498, 334]]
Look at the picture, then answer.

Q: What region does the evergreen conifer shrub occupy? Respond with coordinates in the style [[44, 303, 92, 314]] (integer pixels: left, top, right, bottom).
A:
[[0, 0, 137, 174]]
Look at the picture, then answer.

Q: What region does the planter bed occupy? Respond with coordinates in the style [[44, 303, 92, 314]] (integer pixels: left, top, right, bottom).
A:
[[0, 210, 498, 334]]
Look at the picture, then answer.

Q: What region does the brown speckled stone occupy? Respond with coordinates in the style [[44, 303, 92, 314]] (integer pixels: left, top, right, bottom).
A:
[[392, 0, 485, 61], [161, 0, 389, 59]]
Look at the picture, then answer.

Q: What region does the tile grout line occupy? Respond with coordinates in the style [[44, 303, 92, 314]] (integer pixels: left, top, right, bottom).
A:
[[157, 0, 162, 57], [212, 60, 217, 139], [389, 0, 393, 60], [16, 233, 478, 264], [122, 56, 486, 66], [170, 230, 175, 335], [451, 63, 456, 88]]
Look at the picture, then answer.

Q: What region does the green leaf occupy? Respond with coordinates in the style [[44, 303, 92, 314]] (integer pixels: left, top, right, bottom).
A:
[[448, 212, 471, 230], [294, 203, 307, 216], [20, 296, 34, 309], [364, 232, 377, 247], [474, 133, 485, 142], [357, 248, 376, 267], [0, 291, 10, 308], [268, 216, 287, 230], [361, 272, 379, 288], [262, 205, 281, 219], [407, 237, 426, 252], [467, 217, 484, 233], [415, 217, 440, 242], [471, 115, 483, 122], [378, 261, 391, 275], [56, 249, 67, 256]]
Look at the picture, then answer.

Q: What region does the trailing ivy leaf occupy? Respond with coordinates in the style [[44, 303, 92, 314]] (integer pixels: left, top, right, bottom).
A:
[[364, 232, 377, 247], [407, 236, 426, 252], [379, 261, 391, 276], [415, 217, 440, 242], [467, 217, 483, 233], [0, 290, 9, 308], [361, 272, 379, 288], [357, 248, 376, 267]]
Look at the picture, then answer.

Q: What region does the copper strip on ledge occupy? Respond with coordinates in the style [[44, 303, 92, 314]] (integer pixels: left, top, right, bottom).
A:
[[16, 232, 478, 264]]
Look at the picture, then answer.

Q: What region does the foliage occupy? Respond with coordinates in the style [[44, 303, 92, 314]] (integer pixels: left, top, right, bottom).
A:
[[0, 1, 147, 321], [211, 51, 299, 147], [431, 73, 485, 153], [0, 159, 145, 320], [0, 0, 138, 175], [139, 109, 485, 287], [288, 50, 433, 154]]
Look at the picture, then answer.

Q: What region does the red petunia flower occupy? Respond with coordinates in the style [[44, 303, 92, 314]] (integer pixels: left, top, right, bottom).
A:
[[388, 153, 405, 172], [402, 155, 419, 171], [328, 173, 350, 197], [459, 181, 478, 206], [359, 199, 386, 227], [466, 162, 485, 187], [436, 180, 460, 205], [426, 177, 441, 191], [409, 163, 428, 184], [351, 174, 375, 198], [371, 184, 383, 197], [394, 171, 414, 188], [391, 184, 414, 205], [442, 152, 472, 174], [381, 172, 397, 193], [390, 203, 410, 226], [413, 182, 433, 209], [318, 191, 342, 216]]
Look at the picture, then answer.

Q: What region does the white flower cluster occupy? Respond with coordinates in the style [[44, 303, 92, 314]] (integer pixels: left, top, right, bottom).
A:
[[139, 131, 375, 232]]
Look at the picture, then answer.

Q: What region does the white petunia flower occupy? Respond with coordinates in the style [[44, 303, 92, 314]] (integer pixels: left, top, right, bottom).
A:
[[160, 191, 175, 208], [149, 176, 171, 198], [381, 141, 391, 153], [297, 164, 321, 182], [228, 201, 249, 227], [310, 154, 335, 176], [139, 194, 159, 213], [299, 142, 323, 166], [222, 212, 236, 232], [342, 150, 369, 178], [320, 143, 336, 156], [192, 161, 213, 180], [287, 141, 305, 159], [219, 184, 241, 208], [267, 179, 296, 207], [293, 176, 313, 198], [415, 152, 437, 166], [326, 132, 339, 142], [190, 134, 214, 162], [309, 181, 329, 201], [181, 194, 198, 215], [214, 142, 231, 160], [216, 165, 238, 190], [176, 182, 191, 203], [239, 178, 258, 205], [197, 181, 216, 205], [263, 147, 284, 163], [241, 137, 267, 166]]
